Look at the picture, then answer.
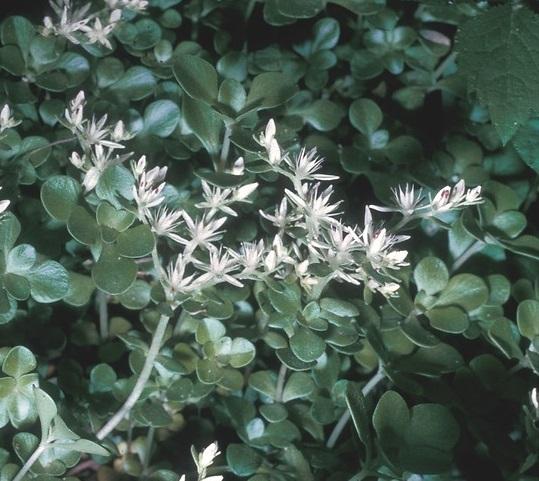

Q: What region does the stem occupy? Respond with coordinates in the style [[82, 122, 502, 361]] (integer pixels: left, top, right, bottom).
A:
[[433, 51, 457, 81], [12, 443, 47, 481], [20, 136, 77, 157], [96, 290, 109, 340], [96, 314, 170, 440], [219, 125, 232, 173], [142, 426, 155, 474], [275, 364, 287, 402], [326, 368, 385, 449], [451, 240, 484, 273]]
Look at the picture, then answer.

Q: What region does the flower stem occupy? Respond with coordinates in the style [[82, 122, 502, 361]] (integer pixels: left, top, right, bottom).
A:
[[326, 367, 385, 449], [219, 125, 232, 173], [96, 290, 109, 340], [96, 314, 170, 440], [12, 443, 47, 481], [275, 364, 287, 402], [451, 240, 484, 273], [142, 426, 155, 474]]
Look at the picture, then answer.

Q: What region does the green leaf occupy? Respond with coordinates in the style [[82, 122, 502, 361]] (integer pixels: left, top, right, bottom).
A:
[[118, 280, 151, 310], [40, 176, 81, 222], [67, 206, 99, 245], [3, 273, 30, 300], [242, 72, 297, 113], [249, 370, 277, 399], [276, 0, 324, 18], [96, 203, 135, 231], [346, 382, 371, 449], [435, 274, 488, 311], [1, 16, 35, 59], [2, 346, 36, 377], [28, 261, 69, 303], [182, 96, 222, 155], [289, 328, 325, 362], [320, 298, 359, 317], [426, 306, 469, 334], [488, 318, 523, 359], [92, 246, 137, 295], [312, 18, 340, 51], [116, 224, 155, 258], [143, 100, 180, 137], [282, 372, 314, 402], [196, 318, 226, 344], [517, 299, 539, 339], [349, 98, 382, 136], [301, 99, 345, 131], [456, 5, 539, 144], [64, 273, 95, 307], [226, 444, 262, 477], [0, 213, 21, 251], [173, 54, 218, 104], [65, 439, 109, 456], [34, 388, 57, 440], [513, 118, 539, 172], [372, 390, 409, 447], [414, 257, 449, 295], [109, 66, 156, 100], [7, 244, 36, 273], [229, 338, 256, 368], [196, 358, 223, 384]]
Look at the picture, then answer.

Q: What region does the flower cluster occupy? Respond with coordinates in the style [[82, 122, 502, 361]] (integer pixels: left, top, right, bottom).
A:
[[41, 0, 147, 48], [65, 91, 133, 191], [128, 119, 418, 299], [370, 179, 482, 221]]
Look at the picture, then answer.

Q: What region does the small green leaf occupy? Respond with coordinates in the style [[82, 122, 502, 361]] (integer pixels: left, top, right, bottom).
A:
[[517, 299, 539, 339], [289, 328, 325, 362], [242, 72, 297, 113], [34, 388, 57, 440], [435, 274, 488, 311], [116, 224, 155, 258], [7, 244, 36, 273], [40, 176, 81, 222], [64, 273, 95, 307], [28, 261, 69, 303], [414, 257, 449, 295], [2, 346, 36, 378], [282, 372, 314, 402], [143, 100, 180, 137], [276, 0, 324, 18], [226, 444, 262, 476], [349, 98, 382, 136], [426, 306, 469, 334], [67, 206, 99, 245], [173, 54, 218, 104], [92, 246, 137, 295]]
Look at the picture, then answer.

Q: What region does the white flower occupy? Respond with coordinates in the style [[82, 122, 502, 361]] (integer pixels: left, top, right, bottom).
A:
[[370, 184, 423, 216], [257, 118, 276, 150], [285, 182, 341, 235], [69, 151, 85, 169], [0, 187, 10, 214], [149, 207, 183, 242], [233, 182, 258, 201], [198, 442, 221, 470], [80, 115, 124, 150], [260, 198, 297, 230], [196, 181, 236, 217], [231, 157, 244, 175], [231, 240, 265, 278], [0, 105, 21, 132], [80, 17, 115, 49], [284, 147, 339, 183], [268, 138, 282, 166], [263, 234, 294, 273], [81, 145, 126, 192], [430, 180, 482, 212], [195, 249, 243, 288], [42, 0, 91, 44], [361, 207, 409, 271], [132, 160, 168, 218], [532, 388, 539, 410], [162, 254, 197, 294], [111, 120, 134, 142], [177, 213, 227, 252]]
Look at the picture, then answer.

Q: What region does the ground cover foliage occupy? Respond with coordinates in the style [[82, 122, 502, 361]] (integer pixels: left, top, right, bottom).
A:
[[1, 0, 539, 480]]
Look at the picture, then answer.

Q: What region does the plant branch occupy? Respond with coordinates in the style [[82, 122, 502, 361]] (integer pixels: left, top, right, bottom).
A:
[[433, 51, 457, 81], [12, 443, 47, 481], [326, 367, 385, 449], [275, 364, 287, 402], [96, 314, 170, 440], [219, 125, 233, 173], [451, 240, 484, 273], [142, 426, 155, 474], [96, 290, 109, 340]]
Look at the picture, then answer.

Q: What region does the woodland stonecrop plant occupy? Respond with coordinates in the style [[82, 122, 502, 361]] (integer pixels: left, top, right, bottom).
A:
[[4, 0, 539, 480]]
